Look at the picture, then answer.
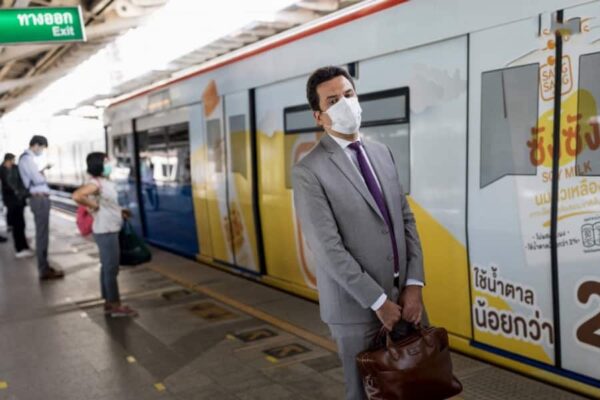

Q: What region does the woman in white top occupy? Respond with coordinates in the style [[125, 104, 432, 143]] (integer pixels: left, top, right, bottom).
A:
[[73, 152, 137, 318]]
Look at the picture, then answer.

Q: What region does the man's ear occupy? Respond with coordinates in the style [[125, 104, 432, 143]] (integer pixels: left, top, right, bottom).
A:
[[313, 110, 322, 127]]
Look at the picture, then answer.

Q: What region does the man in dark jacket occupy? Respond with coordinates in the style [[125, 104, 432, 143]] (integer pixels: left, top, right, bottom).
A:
[[0, 153, 32, 257]]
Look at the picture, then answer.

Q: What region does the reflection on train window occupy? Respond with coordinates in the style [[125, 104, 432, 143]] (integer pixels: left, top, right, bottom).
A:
[[138, 122, 191, 185], [206, 118, 224, 173], [112, 135, 136, 178], [480, 64, 538, 188], [577, 52, 600, 177], [229, 114, 248, 178]]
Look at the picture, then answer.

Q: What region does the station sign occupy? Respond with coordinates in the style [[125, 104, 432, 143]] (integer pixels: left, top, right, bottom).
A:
[[0, 7, 85, 44]]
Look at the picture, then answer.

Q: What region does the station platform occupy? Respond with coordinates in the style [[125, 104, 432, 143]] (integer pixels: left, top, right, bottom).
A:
[[0, 209, 592, 400]]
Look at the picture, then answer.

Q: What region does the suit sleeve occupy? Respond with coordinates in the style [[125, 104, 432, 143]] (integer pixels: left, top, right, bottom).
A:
[[386, 146, 426, 284], [292, 164, 384, 309]]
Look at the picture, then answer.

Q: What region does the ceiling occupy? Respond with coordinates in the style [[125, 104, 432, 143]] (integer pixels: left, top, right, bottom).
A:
[[0, 0, 362, 116]]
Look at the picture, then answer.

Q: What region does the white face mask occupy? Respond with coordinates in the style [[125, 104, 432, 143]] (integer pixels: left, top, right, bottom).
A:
[[325, 96, 362, 135]]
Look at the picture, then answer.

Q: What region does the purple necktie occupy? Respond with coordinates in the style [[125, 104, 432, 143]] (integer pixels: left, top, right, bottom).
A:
[[348, 141, 399, 274]]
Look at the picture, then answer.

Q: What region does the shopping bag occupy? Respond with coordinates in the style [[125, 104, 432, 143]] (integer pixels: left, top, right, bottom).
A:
[[119, 220, 152, 266]]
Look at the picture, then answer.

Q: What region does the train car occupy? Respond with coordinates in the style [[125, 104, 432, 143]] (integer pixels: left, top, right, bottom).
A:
[[103, 0, 600, 396]]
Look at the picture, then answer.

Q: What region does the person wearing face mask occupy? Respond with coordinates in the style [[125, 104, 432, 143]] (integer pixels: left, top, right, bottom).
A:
[[1, 153, 33, 258], [292, 66, 426, 400], [72, 152, 137, 318], [18, 135, 64, 280]]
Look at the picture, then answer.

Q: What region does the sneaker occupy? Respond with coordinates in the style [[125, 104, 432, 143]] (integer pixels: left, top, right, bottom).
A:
[[40, 268, 65, 280], [108, 305, 138, 318], [15, 249, 34, 259]]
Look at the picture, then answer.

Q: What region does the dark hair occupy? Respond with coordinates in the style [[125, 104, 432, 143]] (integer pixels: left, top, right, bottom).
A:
[[3, 153, 15, 162], [29, 135, 48, 147], [306, 66, 355, 111], [86, 152, 106, 177]]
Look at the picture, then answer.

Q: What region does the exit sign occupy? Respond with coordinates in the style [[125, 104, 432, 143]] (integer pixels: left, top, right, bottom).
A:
[[0, 7, 85, 44]]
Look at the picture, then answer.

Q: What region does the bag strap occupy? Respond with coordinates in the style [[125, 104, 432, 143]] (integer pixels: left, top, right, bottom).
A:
[[18, 152, 33, 190]]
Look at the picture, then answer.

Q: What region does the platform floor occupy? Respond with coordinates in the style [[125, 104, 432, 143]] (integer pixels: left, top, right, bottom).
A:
[[0, 209, 592, 400]]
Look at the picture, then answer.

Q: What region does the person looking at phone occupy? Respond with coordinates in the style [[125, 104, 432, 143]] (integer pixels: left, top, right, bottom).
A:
[[18, 135, 64, 280]]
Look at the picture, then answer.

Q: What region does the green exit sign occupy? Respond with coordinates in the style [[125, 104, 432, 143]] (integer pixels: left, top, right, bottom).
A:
[[0, 6, 85, 44]]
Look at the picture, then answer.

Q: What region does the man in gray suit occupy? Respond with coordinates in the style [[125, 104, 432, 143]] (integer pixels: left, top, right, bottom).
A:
[[293, 66, 425, 400]]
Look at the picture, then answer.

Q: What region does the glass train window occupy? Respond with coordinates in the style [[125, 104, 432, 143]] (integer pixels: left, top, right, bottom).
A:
[[285, 105, 322, 134], [206, 119, 224, 173], [360, 89, 408, 125], [480, 64, 538, 188], [359, 88, 411, 192], [229, 114, 248, 179], [283, 104, 319, 189], [138, 123, 191, 185], [112, 135, 135, 178], [283, 88, 411, 191], [577, 52, 600, 177]]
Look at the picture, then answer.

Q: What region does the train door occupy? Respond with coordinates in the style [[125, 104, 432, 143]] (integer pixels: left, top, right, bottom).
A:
[[108, 123, 143, 236], [202, 87, 235, 266], [198, 83, 260, 272], [469, 14, 557, 368], [357, 37, 471, 340], [556, 2, 600, 383], [222, 91, 260, 272], [256, 75, 321, 296], [469, 9, 600, 384], [135, 107, 199, 257]]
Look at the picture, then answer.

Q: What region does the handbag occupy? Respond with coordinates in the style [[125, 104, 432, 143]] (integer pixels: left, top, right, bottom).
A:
[[75, 178, 101, 236], [356, 325, 463, 400], [76, 205, 94, 236], [119, 220, 152, 266]]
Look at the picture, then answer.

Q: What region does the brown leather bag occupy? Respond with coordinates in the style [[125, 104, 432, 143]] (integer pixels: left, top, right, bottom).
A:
[[356, 325, 463, 399]]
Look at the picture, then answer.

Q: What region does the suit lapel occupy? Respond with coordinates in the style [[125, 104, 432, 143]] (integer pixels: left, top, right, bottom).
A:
[[321, 135, 384, 221]]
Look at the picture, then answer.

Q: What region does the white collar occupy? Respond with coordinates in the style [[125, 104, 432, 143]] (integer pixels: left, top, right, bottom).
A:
[[328, 133, 361, 150]]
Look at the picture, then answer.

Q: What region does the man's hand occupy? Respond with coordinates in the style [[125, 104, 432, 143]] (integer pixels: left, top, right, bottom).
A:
[[121, 209, 132, 219], [375, 299, 402, 331], [399, 286, 423, 324]]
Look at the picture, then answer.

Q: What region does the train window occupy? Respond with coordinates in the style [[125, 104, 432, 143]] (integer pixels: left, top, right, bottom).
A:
[[359, 88, 410, 192], [138, 123, 191, 184], [229, 114, 248, 179], [112, 135, 136, 178], [206, 119, 224, 173], [480, 64, 538, 188], [284, 105, 322, 134], [283, 87, 411, 191], [361, 124, 410, 192], [360, 88, 408, 126], [577, 52, 600, 176]]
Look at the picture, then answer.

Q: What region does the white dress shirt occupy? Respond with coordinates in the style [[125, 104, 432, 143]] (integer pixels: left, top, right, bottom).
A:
[[327, 133, 423, 311]]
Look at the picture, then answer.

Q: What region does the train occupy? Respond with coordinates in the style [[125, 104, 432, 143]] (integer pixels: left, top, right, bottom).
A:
[[46, 0, 600, 397]]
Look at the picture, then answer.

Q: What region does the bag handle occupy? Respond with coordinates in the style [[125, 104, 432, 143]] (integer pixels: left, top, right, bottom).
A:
[[382, 323, 434, 360]]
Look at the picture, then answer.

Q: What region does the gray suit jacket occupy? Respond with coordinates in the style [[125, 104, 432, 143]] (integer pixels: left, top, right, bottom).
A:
[[292, 134, 425, 324]]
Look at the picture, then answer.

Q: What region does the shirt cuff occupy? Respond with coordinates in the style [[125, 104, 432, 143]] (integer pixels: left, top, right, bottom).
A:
[[405, 279, 424, 287], [370, 293, 387, 311]]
